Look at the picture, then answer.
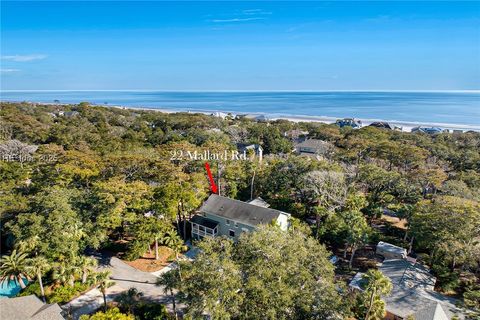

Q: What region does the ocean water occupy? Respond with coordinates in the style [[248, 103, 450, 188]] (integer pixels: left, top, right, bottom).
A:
[[1, 91, 479, 129]]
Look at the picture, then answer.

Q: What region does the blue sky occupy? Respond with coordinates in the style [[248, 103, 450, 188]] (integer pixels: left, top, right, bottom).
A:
[[1, 1, 479, 90]]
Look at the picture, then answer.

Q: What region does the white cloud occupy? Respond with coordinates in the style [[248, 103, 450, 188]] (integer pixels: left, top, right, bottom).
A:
[[1, 54, 47, 62], [211, 17, 265, 23], [0, 69, 20, 73]]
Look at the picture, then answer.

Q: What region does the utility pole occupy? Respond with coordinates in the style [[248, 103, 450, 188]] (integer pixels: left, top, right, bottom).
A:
[[217, 161, 221, 196]]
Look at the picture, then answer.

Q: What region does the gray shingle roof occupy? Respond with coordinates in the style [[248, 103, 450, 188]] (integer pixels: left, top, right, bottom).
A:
[[0, 295, 64, 320], [247, 197, 270, 208], [295, 139, 330, 149], [199, 194, 286, 226], [379, 259, 465, 319]]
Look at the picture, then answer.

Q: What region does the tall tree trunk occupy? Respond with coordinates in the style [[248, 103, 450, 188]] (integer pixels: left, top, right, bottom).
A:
[[37, 272, 46, 303], [176, 253, 183, 283], [349, 246, 357, 269], [82, 271, 87, 284], [364, 288, 376, 320], [155, 237, 159, 260], [18, 276, 26, 289], [171, 289, 177, 319], [408, 236, 415, 254], [343, 243, 348, 259], [250, 169, 256, 200], [182, 214, 187, 241], [403, 230, 408, 241], [102, 291, 107, 311]]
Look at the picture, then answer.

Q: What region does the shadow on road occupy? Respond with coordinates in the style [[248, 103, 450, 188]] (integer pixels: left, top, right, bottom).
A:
[[110, 277, 157, 285]]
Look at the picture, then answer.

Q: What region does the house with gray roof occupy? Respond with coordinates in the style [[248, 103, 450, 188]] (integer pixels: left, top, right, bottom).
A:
[[295, 139, 334, 157], [349, 260, 466, 319], [190, 194, 290, 241], [0, 295, 65, 320], [237, 143, 263, 162], [380, 259, 465, 320]]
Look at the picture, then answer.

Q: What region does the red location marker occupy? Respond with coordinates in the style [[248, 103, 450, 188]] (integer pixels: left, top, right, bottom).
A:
[[205, 162, 218, 194]]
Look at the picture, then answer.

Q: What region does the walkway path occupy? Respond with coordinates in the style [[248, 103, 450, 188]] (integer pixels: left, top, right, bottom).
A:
[[63, 251, 173, 319]]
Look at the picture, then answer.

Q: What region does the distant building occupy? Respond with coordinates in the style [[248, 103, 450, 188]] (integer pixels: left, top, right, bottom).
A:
[[211, 112, 229, 119], [411, 127, 444, 134], [335, 118, 362, 129], [190, 194, 290, 241], [376, 241, 408, 260], [56, 110, 79, 118], [237, 143, 263, 162], [369, 122, 402, 131], [284, 129, 309, 141], [236, 114, 268, 122], [0, 295, 65, 319], [295, 139, 334, 157]]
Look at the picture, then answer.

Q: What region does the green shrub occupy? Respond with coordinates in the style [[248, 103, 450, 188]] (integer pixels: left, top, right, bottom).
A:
[[79, 307, 134, 320], [48, 282, 90, 304], [432, 265, 460, 293], [463, 289, 480, 311], [134, 303, 171, 320], [17, 281, 41, 297], [124, 240, 148, 261]]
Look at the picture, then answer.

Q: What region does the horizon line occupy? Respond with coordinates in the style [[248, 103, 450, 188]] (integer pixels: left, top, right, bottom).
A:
[[2, 89, 480, 93]]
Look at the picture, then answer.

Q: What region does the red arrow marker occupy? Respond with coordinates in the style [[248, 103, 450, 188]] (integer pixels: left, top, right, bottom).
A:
[[205, 162, 218, 194]]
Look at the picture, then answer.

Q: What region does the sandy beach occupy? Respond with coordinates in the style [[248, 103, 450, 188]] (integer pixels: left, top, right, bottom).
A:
[[108, 104, 480, 133]]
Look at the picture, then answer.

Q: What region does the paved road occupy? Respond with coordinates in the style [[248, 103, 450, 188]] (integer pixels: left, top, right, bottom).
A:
[[63, 251, 177, 319]]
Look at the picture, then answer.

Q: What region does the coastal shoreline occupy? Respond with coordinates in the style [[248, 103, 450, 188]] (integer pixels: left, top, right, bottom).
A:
[[2, 100, 480, 133], [107, 104, 480, 133]]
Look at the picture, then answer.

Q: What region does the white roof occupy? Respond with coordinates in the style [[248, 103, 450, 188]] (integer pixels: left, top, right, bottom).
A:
[[377, 241, 407, 255]]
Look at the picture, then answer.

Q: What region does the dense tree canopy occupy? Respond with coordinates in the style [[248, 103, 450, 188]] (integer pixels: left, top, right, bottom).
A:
[[1, 102, 479, 316]]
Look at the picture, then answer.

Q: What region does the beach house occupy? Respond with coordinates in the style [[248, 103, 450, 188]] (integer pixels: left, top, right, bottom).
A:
[[237, 143, 263, 162], [190, 194, 290, 241], [295, 139, 334, 158], [380, 259, 464, 320], [349, 259, 465, 319]]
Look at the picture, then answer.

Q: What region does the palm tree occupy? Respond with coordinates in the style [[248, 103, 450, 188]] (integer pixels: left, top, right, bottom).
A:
[[151, 219, 167, 261], [163, 230, 187, 261], [163, 230, 187, 282], [53, 262, 79, 287], [26, 256, 50, 303], [0, 250, 29, 289], [95, 270, 113, 312], [115, 287, 143, 314], [77, 256, 98, 284], [156, 269, 180, 319], [363, 269, 392, 320]]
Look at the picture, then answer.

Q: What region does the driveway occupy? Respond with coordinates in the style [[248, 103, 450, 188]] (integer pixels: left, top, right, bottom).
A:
[[63, 251, 177, 319]]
